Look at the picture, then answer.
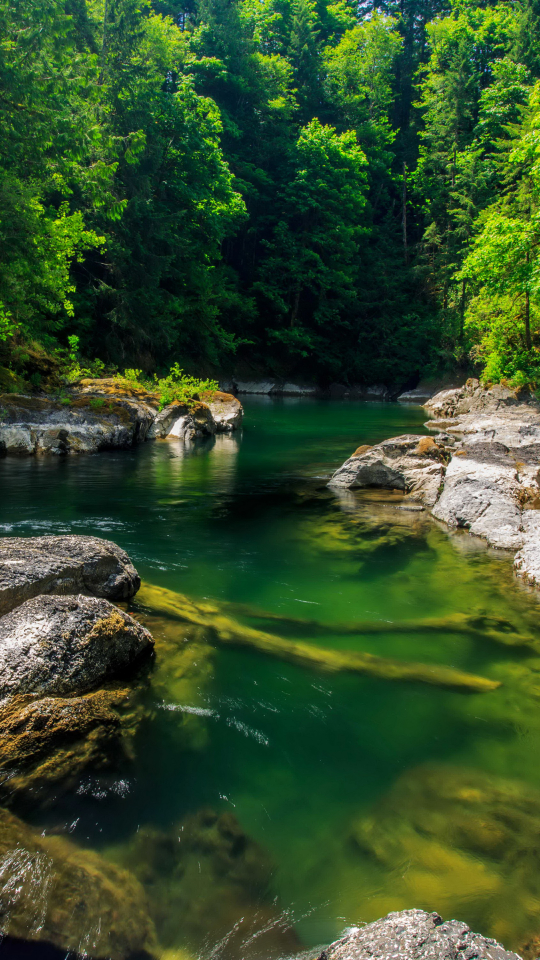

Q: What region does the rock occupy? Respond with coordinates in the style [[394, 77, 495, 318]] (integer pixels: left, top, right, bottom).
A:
[[0, 595, 153, 700], [0, 807, 157, 959], [348, 763, 540, 949], [514, 511, 540, 585], [318, 910, 521, 960], [0, 392, 155, 456], [328, 435, 446, 507], [0, 687, 141, 806], [329, 383, 540, 588], [431, 450, 524, 550], [205, 391, 243, 431], [109, 808, 300, 959], [424, 379, 539, 420], [0, 383, 243, 455], [279, 382, 318, 396], [235, 380, 277, 395], [0, 535, 140, 616]]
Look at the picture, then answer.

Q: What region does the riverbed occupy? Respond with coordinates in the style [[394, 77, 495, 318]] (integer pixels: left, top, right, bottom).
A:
[[2, 398, 540, 958]]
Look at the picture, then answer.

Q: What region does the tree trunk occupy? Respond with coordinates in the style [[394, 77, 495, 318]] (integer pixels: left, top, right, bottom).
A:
[[402, 162, 408, 265], [525, 290, 532, 350], [291, 287, 300, 328]]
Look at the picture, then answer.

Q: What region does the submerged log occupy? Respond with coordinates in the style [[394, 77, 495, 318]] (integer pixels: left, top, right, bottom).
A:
[[135, 585, 499, 694], [219, 602, 540, 653]]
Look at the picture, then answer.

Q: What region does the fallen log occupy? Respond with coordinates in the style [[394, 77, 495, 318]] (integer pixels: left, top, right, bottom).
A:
[[135, 584, 500, 694]]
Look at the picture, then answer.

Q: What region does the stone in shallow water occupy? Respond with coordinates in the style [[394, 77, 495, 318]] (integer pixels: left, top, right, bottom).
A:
[[318, 909, 520, 960], [0, 535, 141, 616], [0, 808, 157, 960], [0, 595, 153, 700]]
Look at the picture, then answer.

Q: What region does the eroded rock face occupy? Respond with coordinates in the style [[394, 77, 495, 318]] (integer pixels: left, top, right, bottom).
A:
[[0, 392, 155, 456], [0, 595, 153, 700], [0, 807, 157, 960], [0, 535, 141, 616], [0, 383, 243, 455], [319, 910, 520, 960], [329, 435, 447, 507], [0, 688, 141, 806]]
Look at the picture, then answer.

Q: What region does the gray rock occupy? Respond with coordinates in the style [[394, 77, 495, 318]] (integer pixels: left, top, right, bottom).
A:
[[0, 594, 153, 699], [0, 535, 140, 616], [318, 910, 521, 960], [235, 380, 277, 395], [0, 392, 155, 456], [514, 511, 540, 585], [206, 391, 243, 431], [329, 435, 446, 507]]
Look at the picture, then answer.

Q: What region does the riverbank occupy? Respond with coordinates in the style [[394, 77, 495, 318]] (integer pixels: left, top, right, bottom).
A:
[[0, 380, 243, 456], [329, 380, 540, 589]]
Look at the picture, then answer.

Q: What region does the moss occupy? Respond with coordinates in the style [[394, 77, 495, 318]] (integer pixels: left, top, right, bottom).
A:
[[0, 807, 157, 959], [352, 444, 373, 458], [134, 584, 499, 693], [0, 688, 143, 808]]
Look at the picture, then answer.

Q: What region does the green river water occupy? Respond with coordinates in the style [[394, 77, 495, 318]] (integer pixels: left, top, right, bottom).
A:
[[2, 398, 540, 959]]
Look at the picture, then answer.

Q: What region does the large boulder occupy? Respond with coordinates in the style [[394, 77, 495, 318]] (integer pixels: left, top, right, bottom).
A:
[[0, 535, 140, 616], [318, 910, 520, 960], [0, 807, 157, 959], [0, 595, 153, 700], [328, 435, 447, 507], [0, 688, 141, 806], [0, 392, 155, 456]]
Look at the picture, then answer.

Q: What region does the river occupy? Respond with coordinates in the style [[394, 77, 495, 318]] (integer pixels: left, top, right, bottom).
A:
[[2, 398, 540, 959]]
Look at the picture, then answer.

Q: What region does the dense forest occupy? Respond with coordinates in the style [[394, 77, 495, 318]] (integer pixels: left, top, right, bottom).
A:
[[2, 0, 540, 388]]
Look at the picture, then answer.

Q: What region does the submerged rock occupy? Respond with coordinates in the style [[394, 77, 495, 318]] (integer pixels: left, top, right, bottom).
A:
[[0, 534, 140, 616], [0, 688, 141, 806], [108, 808, 299, 960], [348, 763, 540, 949], [0, 595, 153, 700], [0, 807, 157, 959], [328, 435, 447, 506], [318, 910, 520, 960]]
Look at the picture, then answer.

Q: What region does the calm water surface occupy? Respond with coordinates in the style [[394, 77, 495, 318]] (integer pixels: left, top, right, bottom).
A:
[[2, 399, 540, 958]]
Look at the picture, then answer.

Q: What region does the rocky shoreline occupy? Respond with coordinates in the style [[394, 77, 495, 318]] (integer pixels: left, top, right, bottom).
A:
[[330, 380, 540, 589], [0, 379, 243, 456]]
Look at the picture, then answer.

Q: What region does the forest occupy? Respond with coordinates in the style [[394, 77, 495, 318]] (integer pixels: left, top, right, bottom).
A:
[[2, 0, 540, 388]]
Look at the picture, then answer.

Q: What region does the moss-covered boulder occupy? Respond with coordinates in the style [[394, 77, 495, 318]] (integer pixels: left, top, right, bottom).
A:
[[0, 688, 142, 807], [349, 763, 540, 950], [0, 808, 157, 959], [108, 808, 299, 959]]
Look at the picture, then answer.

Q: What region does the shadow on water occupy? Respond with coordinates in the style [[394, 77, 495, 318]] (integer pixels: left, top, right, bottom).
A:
[[2, 400, 540, 956]]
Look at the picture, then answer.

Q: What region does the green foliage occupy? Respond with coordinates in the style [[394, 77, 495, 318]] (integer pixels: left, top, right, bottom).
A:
[[3, 0, 540, 387], [115, 363, 219, 407]]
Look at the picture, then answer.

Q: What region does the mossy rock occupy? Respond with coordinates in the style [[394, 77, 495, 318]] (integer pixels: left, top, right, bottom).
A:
[[349, 763, 540, 950], [0, 807, 157, 959], [0, 687, 143, 807], [108, 808, 300, 959]]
